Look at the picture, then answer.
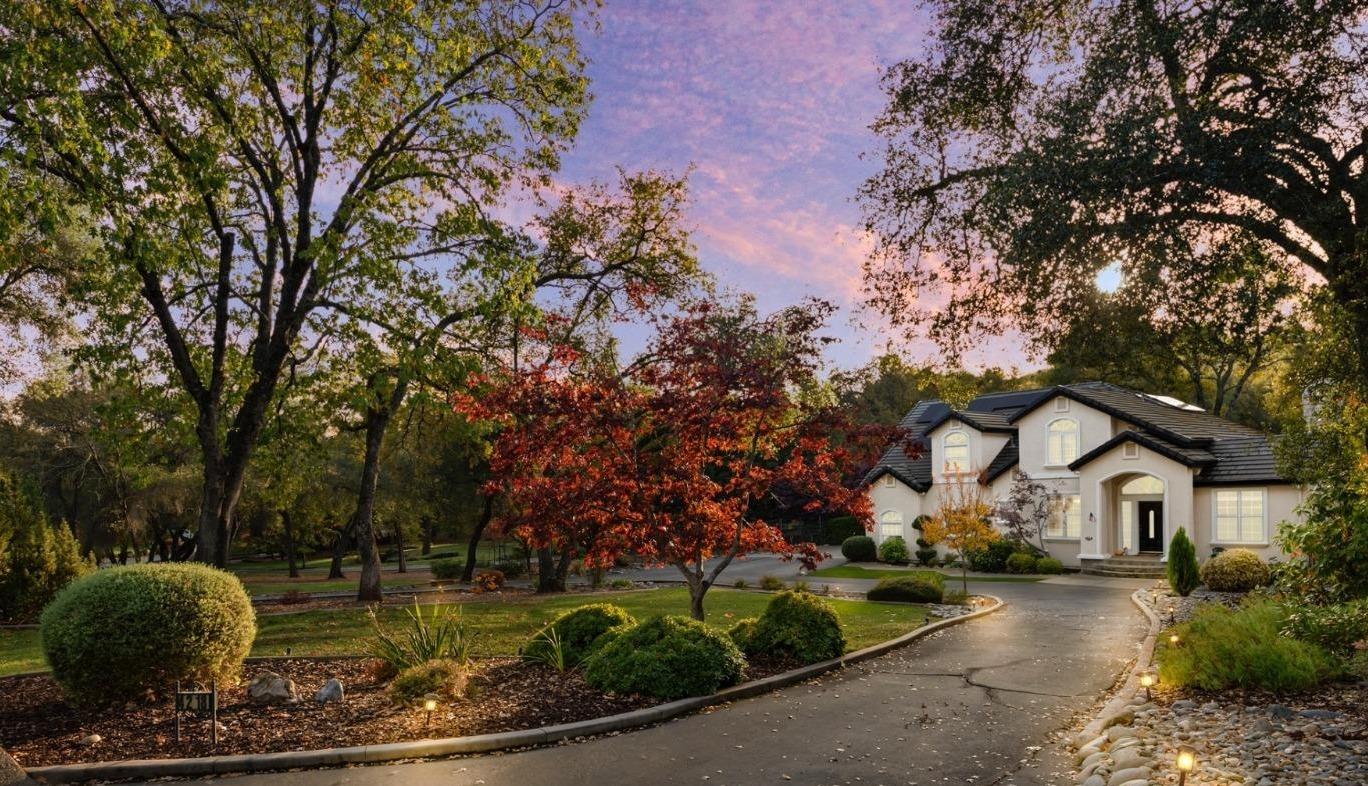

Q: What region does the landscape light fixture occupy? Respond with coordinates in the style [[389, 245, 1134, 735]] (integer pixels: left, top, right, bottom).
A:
[[1175, 744, 1197, 785], [1169, 633, 1180, 646], [423, 694, 439, 728], [1139, 669, 1157, 701]]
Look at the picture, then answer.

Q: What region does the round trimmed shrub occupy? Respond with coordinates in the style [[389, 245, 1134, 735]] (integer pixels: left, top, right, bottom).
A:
[[521, 603, 635, 668], [744, 590, 845, 664], [866, 573, 944, 603], [878, 536, 910, 565], [1035, 557, 1064, 575], [1005, 553, 1038, 574], [41, 563, 256, 705], [584, 615, 745, 699], [429, 557, 463, 580], [389, 658, 467, 703], [967, 539, 1023, 573], [727, 617, 759, 651], [914, 547, 938, 566], [1199, 548, 1271, 592], [840, 535, 877, 562]]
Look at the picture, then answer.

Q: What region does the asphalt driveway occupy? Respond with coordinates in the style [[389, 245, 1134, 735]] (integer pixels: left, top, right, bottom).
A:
[[161, 577, 1147, 786]]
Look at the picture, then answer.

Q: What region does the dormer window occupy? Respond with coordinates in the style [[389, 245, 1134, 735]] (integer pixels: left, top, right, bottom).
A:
[[1047, 418, 1080, 466], [943, 430, 970, 475]]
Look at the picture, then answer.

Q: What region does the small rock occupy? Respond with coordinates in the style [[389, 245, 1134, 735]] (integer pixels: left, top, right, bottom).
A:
[[247, 671, 300, 705], [1111, 747, 1151, 770], [1299, 709, 1342, 720], [1105, 710, 1136, 729], [1082, 776, 1105, 786], [1172, 699, 1197, 712], [80, 734, 102, 746], [1107, 766, 1151, 786], [1106, 725, 1137, 742], [1267, 704, 1296, 721], [315, 678, 345, 704]]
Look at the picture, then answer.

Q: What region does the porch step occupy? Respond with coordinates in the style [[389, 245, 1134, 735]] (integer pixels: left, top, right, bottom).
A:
[[1080, 555, 1167, 579]]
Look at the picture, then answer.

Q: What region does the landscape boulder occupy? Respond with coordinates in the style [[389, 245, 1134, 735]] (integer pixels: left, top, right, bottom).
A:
[[315, 678, 345, 704], [247, 672, 300, 704]]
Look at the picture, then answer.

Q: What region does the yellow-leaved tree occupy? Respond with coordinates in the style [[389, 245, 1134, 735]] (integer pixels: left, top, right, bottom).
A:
[[923, 476, 999, 596]]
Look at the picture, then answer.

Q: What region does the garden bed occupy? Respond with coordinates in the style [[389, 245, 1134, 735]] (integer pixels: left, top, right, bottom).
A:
[[0, 654, 809, 767]]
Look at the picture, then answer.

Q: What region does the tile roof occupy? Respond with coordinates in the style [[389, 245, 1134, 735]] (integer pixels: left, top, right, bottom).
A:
[[866, 382, 1292, 489]]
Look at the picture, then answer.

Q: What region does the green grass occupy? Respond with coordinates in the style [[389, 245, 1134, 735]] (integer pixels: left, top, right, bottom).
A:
[[238, 576, 430, 597], [809, 565, 1046, 582], [0, 588, 929, 677]]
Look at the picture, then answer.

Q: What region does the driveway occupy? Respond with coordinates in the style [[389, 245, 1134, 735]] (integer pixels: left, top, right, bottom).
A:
[[166, 578, 1148, 786]]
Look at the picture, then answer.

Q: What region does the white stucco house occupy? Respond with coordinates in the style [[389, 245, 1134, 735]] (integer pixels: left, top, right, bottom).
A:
[[865, 382, 1304, 576]]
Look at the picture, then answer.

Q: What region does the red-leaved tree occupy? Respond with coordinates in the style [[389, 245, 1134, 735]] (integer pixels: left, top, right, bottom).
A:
[[458, 298, 899, 620]]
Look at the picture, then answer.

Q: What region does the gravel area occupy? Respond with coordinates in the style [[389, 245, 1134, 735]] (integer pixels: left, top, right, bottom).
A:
[[1146, 586, 1248, 626]]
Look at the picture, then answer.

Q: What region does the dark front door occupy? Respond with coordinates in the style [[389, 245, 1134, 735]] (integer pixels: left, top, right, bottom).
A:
[[1137, 501, 1164, 552]]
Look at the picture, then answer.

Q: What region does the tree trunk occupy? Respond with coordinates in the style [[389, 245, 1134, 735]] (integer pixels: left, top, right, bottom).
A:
[[353, 401, 393, 603], [536, 547, 562, 593], [420, 515, 433, 556], [678, 565, 709, 621], [328, 519, 352, 580], [395, 519, 407, 573], [462, 494, 495, 583], [281, 509, 299, 578]]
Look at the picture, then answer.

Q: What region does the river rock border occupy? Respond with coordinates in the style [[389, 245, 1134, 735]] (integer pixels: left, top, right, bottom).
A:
[[24, 596, 1004, 783], [1066, 586, 1164, 786]]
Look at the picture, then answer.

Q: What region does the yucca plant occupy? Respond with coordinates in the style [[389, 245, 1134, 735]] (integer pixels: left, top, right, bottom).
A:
[[367, 600, 476, 672]]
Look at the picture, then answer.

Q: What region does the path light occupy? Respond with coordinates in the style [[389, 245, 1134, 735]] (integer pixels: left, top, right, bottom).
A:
[[422, 693, 439, 728], [1139, 669, 1157, 701], [1169, 633, 1181, 646], [1175, 744, 1197, 785]]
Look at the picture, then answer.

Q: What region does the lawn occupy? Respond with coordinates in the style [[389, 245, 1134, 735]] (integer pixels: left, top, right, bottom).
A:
[[0, 588, 929, 678], [809, 564, 1047, 582]]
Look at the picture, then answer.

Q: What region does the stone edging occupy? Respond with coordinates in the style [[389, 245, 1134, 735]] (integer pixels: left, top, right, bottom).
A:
[[25, 596, 1004, 783], [1076, 587, 1162, 742]]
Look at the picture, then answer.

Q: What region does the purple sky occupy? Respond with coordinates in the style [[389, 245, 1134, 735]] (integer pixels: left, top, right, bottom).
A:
[[554, 1, 1034, 373]]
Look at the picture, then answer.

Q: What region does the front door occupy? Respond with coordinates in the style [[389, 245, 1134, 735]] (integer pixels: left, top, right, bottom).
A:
[[1137, 501, 1164, 552]]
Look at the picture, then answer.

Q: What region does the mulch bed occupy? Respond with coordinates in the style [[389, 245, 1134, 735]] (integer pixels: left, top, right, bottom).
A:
[[0, 654, 803, 768]]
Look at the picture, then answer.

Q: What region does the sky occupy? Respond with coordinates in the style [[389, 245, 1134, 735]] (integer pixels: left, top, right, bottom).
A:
[[551, 1, 1037, 373]]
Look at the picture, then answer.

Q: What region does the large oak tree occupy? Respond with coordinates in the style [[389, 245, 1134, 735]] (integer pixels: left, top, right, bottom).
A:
[[861, 1, 1368, 382], [0, 0, 590, 565]]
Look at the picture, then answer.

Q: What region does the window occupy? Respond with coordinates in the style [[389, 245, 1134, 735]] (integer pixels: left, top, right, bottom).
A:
[[1214, 489, 1266, 543], [879, 511, 903, 539], [942, 431, 970, 474], [1121, 475, 1163, 495], [1047, 418, 1080, 466], [881, 474, 895, 487], [1047, 495, 1082, 538]]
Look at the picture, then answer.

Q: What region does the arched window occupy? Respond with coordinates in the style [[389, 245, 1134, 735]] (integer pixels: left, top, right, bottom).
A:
[[879, 510, 903, 539], [942, 431, 970, 474], [1047, 418, 1080, 466]]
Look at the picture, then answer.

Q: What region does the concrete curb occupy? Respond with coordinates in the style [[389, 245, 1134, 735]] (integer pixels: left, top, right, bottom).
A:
[[1076, 585, 1162, 743], [26, 596, 1003, 783]]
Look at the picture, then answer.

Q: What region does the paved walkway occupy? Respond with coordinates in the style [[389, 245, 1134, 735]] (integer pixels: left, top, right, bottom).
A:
[[162, 578, 1148, 786]]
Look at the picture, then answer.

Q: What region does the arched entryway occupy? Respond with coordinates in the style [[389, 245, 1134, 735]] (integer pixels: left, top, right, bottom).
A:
[[1099, 472, 1167, 556]]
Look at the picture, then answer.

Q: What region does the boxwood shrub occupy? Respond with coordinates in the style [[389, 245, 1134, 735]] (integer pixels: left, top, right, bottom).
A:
[[521, 603, 636, 668], [41, 563, 256, 704], [429, 557, 463, 580], [866, 573, 945, 603], [742, 590, 845, 664], [388, 658, 467, 703], [727, 617, 759, 651], [1199, 548, 1271, 592], [584, 615, 745, 699], [1034, 557, 1064, 575], [914, 547, 938, 566], [967, 540, 1026, 573], [878, 536, 910, 565], [1004, 553, 1037, 574], [840, 535, 877, 562]]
